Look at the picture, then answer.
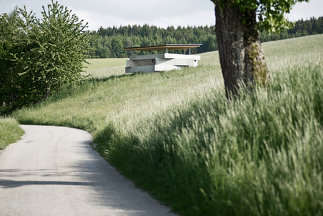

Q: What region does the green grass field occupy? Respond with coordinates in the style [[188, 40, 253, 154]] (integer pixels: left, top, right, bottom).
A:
[[0, 118, 24, 149], [83, 58, 127, 78], [9, 35, 323, 215]]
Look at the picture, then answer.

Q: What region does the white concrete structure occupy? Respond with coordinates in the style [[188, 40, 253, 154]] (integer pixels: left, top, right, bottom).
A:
[[124, 44, 201, 73]]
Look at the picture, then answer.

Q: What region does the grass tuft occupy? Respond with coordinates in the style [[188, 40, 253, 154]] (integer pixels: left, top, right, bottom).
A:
[[0, 118, 24, 149]]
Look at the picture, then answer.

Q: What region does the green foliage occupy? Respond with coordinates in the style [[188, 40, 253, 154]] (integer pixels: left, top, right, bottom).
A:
[[0, 10, 28, 108], [0, 1, 88, 109], [0, 118, 24, 149], [256, 0, 309, 32], [211, 0, 309, 32], [35, 1, 89, 95], [110, 37, 124, 58]]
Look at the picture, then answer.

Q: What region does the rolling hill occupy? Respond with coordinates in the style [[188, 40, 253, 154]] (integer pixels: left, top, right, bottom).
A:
[[8, 35, 323, 216]]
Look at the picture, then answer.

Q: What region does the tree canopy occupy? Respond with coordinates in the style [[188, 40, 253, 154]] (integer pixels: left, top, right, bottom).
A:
[[212, 0, 309, 32]]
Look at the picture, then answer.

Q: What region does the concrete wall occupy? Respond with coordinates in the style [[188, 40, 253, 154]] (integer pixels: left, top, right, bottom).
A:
[[125, 53, 200, 73]]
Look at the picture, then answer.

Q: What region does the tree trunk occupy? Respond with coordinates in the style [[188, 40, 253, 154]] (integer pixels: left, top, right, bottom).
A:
[[215, 2, 270, 99]]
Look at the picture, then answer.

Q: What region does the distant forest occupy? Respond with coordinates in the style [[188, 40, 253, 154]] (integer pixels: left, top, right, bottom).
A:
[[88, 17, 323, 58]]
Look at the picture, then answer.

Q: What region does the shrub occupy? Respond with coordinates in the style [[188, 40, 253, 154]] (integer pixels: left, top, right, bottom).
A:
[[0, 1, 88, 109]]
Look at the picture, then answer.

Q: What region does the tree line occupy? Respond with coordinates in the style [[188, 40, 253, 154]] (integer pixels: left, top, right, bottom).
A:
[[261, 17, 323, 42], [88, 25, 217, 58], [88, 16, 323, 58]]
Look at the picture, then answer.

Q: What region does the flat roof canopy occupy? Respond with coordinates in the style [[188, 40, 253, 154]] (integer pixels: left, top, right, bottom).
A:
[[124, 44, 202, 51]]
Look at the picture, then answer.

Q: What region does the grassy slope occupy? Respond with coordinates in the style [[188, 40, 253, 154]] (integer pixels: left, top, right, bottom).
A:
[[83, 58, 127, 78], [12, 52, 223, 134], [0, 118, 24, 149], [12, 35, 323, 215]]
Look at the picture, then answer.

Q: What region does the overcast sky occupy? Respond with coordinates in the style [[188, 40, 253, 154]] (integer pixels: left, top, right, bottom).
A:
[[0, 0, 322, 30]]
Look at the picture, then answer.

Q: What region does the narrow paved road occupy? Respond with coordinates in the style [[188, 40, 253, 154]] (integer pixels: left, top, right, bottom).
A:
[[0, 125, 176, 216]]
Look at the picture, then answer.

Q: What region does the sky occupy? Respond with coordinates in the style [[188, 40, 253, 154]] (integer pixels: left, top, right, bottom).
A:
[[0, 0, 322, 30]]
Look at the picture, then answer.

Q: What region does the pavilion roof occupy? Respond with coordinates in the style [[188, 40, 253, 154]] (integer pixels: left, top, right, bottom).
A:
[[124, 44, 201, 51]]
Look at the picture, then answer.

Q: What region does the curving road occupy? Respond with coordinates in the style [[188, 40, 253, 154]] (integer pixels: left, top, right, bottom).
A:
[[0, 125, 176, 216]]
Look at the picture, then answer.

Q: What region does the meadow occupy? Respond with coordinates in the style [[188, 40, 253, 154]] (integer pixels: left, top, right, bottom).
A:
[[8, 35, 323, 215], [83, 57, 127, 78]]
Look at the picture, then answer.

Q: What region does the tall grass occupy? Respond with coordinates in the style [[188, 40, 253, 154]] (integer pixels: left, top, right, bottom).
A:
[[0, 118, 24, 149], [11, 35, 323, 215], [13, 64, 222, 134], [99, 63, 323, 216]]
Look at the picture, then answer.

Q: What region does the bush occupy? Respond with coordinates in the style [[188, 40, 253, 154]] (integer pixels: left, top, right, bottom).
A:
[[0, 1, 88, 109]]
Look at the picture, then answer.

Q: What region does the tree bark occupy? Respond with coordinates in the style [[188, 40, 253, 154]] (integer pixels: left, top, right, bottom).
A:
[[215, 2, 270, 99]]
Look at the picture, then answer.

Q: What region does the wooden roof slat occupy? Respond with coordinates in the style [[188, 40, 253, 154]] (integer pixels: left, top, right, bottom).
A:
[[124, 44, 202, 51]]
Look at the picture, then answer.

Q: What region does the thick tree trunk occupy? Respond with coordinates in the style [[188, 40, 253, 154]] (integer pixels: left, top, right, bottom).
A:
[[215, 2, 270, 99]]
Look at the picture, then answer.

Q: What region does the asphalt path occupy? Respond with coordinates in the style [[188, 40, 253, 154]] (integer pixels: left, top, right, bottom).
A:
[[0, 125, 176, 216]]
